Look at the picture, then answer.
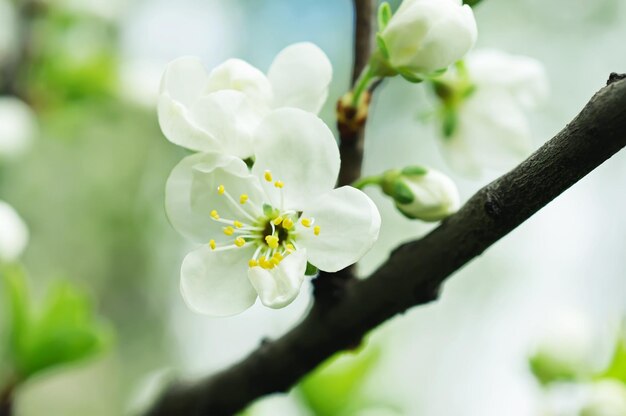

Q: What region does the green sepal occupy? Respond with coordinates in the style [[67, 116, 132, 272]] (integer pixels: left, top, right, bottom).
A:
[[401, 166, 428, 177], [392, 180, 414, 204], [595, 335, 626, 383], [375, 33, 390, 60], [397, 67, 424, 84], [262, 203, 279, 219], [442, 107, 458, 138], [463, 0, 484, 7], [377, 2, 392, 31], [305, 262, 318, 276], [529, 352, 580, 386]]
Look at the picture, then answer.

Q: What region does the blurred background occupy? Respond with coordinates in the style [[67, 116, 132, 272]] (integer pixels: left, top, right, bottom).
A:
[[0, 0, 625, 415]]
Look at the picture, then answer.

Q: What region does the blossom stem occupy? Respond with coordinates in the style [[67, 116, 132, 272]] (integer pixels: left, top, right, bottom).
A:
[[352, 174, 382, 190], [351, 65, 375, 107]]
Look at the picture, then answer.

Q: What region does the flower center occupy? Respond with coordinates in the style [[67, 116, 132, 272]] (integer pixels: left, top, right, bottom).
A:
[[206, 170, 320, 270]]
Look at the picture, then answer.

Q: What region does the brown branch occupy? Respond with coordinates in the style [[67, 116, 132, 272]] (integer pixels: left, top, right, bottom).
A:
[[0, 383, 15, 416], [145, 75, 626, 416]]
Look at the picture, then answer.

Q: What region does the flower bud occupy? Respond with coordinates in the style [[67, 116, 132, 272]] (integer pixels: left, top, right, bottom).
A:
[[0, 201, 28, 263], [379, 0, 477, 77], [382, 166, 460, 221]]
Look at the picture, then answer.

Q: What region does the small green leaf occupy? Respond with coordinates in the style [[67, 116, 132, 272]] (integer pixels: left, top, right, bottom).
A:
[[401, 166, 428, 177], [305, 262, 318, 276], [377, 2, 392, 31], [392, 180, 414, 204]]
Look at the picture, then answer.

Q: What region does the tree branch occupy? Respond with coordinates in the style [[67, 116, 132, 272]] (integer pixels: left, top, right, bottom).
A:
[[145, 75, 626, 416], [0, 383, 15, 416]]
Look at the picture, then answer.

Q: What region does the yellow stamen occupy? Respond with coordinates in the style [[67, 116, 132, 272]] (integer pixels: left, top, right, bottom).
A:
[[259, 256, 273, 269], [223, 226, 234, 236], [210, 210, 220, 220], [301, 218, 311, 227], [265, 235, 279, 249], [264, 170, 273, 182], [239, 194, 248, 204], [270, 256, 281, 266], [233, 220, 243, 228], [273, 252, 283, 261], [274, 180, 284, 188], [286, 243, 295, 252], [314, 225, 321, 236], [282, 217, 294, 229], [234, 237, 246, 247], [248, 259, 258, 268], [209, 239, 216, 250], [217, 184, 225, 195], [273, 216, 283, 225]]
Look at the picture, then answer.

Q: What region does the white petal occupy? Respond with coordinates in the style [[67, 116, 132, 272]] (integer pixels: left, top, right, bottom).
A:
[[252, 108, 340, 209], [205, 58, 273, 112], [159, 56, 209, 107], [165, 153, 263, 243], [157, 94, 222, 152], [267, 42, 332, 114], [0, 97, 37, 159], [0, 201, 28, 262], [189, 90, 263, 159], [247, 249, 307, 309], [442, 89, 533, 174], [296, 187, 381, 272], [181, 245, 257, 316]]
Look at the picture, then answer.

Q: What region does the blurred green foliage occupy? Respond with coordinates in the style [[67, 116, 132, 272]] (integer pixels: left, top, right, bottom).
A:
[[597, 334, 626, 383], [1, 266, 112, 383]]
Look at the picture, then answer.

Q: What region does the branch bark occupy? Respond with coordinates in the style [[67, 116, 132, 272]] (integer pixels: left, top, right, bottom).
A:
[[145, 75, 626, 416]]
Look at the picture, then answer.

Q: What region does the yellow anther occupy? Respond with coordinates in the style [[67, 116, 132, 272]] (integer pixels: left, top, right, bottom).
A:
[[210, 210, 220, 220], [265, 235, 279, 249], [274, 180, 284, 188], [282, 218, 294, 229], [234, 237, 246, 247], [233, 220, 243, 228], [273, 216, 283, 226], [248, 259, 258, 268], [259, 256, 273, 269], [270, 256, 281, 266], [217, 184, 225, 195], [314, 225, 321, 236], [223, 226, 234, 236], [273, 252, 283, 261], [209, 239, 216, 250], [264, 170, 273, 182], [286, 243, 295, 252], [239, 194, 248, 204], [301, 218, 312, 227]]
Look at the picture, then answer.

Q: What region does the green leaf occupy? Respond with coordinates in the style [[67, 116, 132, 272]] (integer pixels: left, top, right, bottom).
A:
[[298, 344, 381, 416], [377, 2, 392, 31], [2, 267, 31, 362]]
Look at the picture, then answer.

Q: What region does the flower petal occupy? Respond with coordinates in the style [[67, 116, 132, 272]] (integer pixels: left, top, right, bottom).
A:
[[0, 97, 37, 160], [165, 153, 263, 243], [252, 108, 340, 209], [205, 58, 273, 112], [189, 90, 263, 159], [247, 249, 307, 309], [0, 200, 28, 262], [267, 42, 332, 114], [296, 187, 381, 272], [159, 56, 209, 107], [181, 245, 257, 316]]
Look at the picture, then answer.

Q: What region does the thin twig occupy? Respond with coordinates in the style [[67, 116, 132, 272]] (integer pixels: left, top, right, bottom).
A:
[[145, 75, 626, 416]]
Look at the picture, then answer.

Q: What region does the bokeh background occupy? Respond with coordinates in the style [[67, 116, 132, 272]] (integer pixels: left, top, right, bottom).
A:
[[1, 0, 626, 415]]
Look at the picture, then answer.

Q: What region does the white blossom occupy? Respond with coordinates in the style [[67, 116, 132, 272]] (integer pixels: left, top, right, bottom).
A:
[[0, 200, 28, 263], [435, 49, 549, 174], [158, 43, 332, 158], [0, 97, 37, 160], [166, 108, 380, 315], [380, 0, 477, 75]]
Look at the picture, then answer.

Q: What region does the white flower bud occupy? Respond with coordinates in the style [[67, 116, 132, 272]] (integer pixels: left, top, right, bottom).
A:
[[383, 167, 460, 221], [0, 201, 29, 263], [0, 97, 37, 160], [380, 0, 477, 76]]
